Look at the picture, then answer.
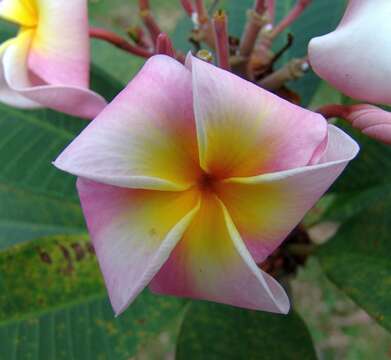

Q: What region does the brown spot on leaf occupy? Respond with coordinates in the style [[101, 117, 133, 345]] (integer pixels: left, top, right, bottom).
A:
[[71, 242, 85, 261], [58, 244, 74, 275], [38, 248, 52, 264], [86, 242, 96, 255]]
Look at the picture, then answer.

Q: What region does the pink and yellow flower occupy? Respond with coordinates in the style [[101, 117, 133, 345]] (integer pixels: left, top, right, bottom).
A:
[[0, 0, 107, 118], [54, 55, 358, 315]]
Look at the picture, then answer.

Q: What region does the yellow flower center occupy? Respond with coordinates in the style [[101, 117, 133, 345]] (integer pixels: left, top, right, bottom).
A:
[[197, 171, 218, 193]]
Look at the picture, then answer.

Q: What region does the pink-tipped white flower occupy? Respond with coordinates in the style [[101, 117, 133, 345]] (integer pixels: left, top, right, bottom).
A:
[[54, 55, 358, 316], [0, 0, 107, 118], [308, 0, 391, 145], [309, 0, 391, 105]]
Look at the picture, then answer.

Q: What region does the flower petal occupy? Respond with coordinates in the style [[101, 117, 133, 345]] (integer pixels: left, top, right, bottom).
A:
[[2, 30, 107, 119], [54, 55, 200, 191], [0, 36, 40, 108], [341, 104, 391, 146], [28, 0, 90, 87], [215, 125, 359, 263], [150, 192, 290, 314], [187, 55, 327, 178], [0, 0, 37, 27], [308, 0, 391, 104], [77, 178, 200, 315]]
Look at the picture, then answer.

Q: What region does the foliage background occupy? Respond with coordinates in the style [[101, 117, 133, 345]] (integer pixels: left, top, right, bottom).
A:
[[0, 0, 390, 359]]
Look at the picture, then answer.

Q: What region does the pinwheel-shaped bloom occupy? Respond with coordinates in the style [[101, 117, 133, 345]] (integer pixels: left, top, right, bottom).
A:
[[308, 0, 391, 144], [0, 0, 107, 118], [54, 55, 358, 315]]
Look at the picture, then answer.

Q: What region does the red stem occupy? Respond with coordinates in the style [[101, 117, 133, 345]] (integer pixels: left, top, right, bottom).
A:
[[89, 27, 152, 58], [213, 11, 230, 71], [156, 33, 175, 57], [180, 0, 194, 17], [266, 0, 275, 22], [128, 26, 150, 49], [255, 0, 267, 14], [239, 0, 268, 57], [271, 0, 311, 39], [316, 104, 352, 120], [139, 0, 162, 46], [139, 0, 149, 11], [195, 0, 208, 23]]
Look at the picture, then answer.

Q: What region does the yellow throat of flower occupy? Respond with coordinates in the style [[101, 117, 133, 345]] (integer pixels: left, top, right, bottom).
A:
[[1, 0, 38, 29]]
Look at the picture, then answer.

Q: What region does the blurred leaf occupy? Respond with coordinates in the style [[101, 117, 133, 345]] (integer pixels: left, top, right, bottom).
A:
[[273, 0, 345, 105], [308, 81, 342, 110], [331, 123, 391, 194], [176, 301, 317, 360], [0, 234, 186, 359], [317, 187, 391, 332], [0, 63, 122, 250]]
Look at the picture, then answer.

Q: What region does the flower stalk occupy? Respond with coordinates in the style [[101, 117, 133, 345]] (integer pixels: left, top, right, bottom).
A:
[[139, 0, 162, 46], [258, 58, 309, 90], [180, 0, 194, 17], [212, 10, 230, 71], [269, 0, 312, 40], [155, 33, 175, 58], [89, 27, 152, 58], [127, 26, 150, 50], [239, 0, 269, 58]]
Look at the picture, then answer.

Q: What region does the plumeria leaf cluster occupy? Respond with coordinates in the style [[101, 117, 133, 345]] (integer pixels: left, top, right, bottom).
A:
[[0, 0, 390, 359]]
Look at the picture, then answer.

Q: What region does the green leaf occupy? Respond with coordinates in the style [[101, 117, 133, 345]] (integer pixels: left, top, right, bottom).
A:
[[0, 234, 186, 358], [0, 62, 123, 250], [317, 186, 391, 332], [0, 104, 86, 249], [176, 301, 317, 360], [331, 123, 391, 193], [273, 0, 345, 106]]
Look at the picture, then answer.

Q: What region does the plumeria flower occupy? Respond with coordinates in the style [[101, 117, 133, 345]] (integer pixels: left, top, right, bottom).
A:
[[54, 54, 358, 315], [0, 0, 107, 118], [308, 0, 391, 145]]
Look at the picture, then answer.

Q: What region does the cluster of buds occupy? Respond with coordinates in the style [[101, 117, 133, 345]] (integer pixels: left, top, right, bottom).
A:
[[90, 0, 312, 101]]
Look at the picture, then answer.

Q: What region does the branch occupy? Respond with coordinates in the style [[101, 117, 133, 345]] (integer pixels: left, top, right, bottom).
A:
[[239, 0, 269, 57], [139, 0, 162, 46], [258, 58, 308, 90], [212, 10, 230, 70], [89, 27, 152, 58], [180, 0, 194, 17], [270, 0, 312, 39], [155, 33, 175, 57]]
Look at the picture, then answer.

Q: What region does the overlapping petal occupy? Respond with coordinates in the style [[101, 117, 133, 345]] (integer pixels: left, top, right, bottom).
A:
[[187, 55, 327, 178], [54, 55, 200, 190], [77, 179, 200, 315], [54, 53, 359, 316], [215, 125, 359, 263], [0, 35, 39, 108], [339, 104, 391, 146], [28, 0, 90, 87], [308, 0, 391, 105], [150, 192, 290, 314], [1, 30, 107, 118]]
